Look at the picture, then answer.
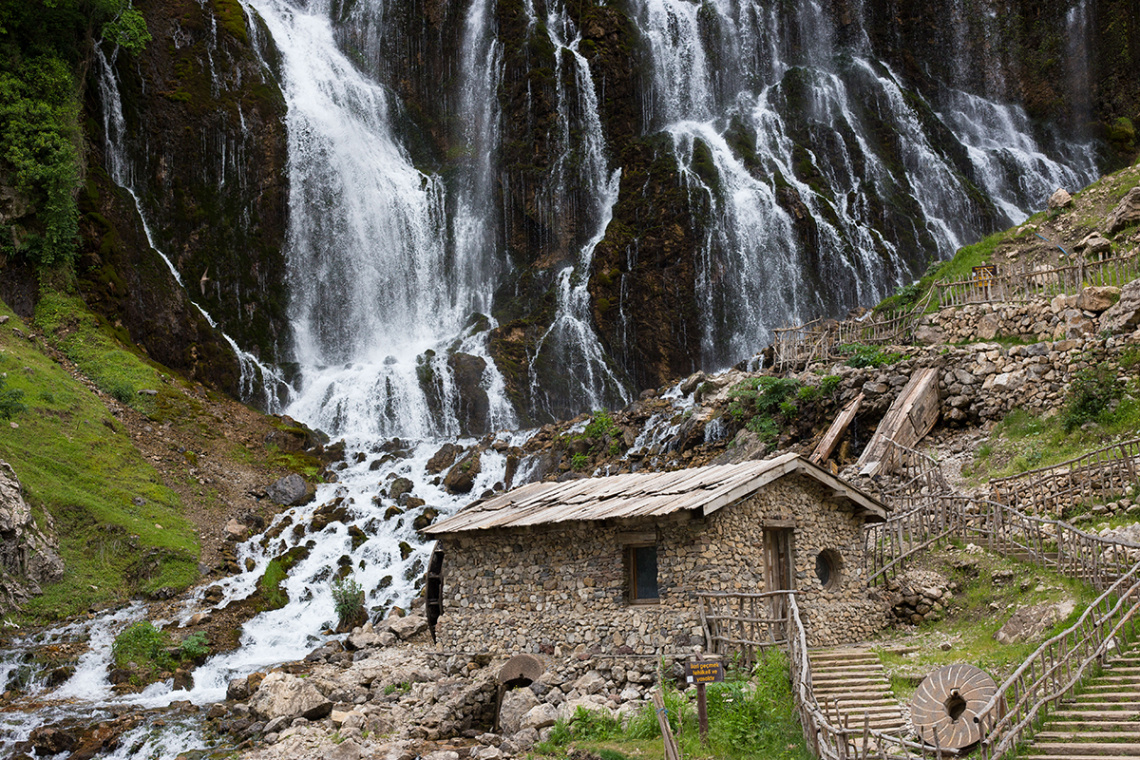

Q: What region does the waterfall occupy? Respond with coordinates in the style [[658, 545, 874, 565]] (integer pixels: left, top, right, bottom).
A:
[[630, 0, 1097, 368], [524, 3, 631, 418]]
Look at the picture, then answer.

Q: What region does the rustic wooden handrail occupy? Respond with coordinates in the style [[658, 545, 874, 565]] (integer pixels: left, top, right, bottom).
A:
[[972, 564, 1140, 759], [934, 253, 1140, 308], [989, 438, 1140, 516]]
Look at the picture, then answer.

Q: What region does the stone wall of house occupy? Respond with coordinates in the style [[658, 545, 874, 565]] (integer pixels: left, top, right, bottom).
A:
[[433, 475, 890, 656]]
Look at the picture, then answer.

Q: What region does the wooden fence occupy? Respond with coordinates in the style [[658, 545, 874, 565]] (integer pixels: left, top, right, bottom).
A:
[[698, 590, 789, 666], [989, 438, 1140, 516], [934, 252, 1140, 309], [972, 565, 1140, 760], [771, 292, 932, 371]]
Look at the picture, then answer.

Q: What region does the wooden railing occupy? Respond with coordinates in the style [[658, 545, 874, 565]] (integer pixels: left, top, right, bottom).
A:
[[972, 565, 1140, 759], [698, 591, 789, 666], [934, 253, 1140, 308], [989, 438, 1140, 516], [771, 292, 932, 370]]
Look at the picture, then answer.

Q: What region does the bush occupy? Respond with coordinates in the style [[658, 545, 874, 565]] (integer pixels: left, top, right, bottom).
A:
[[0, 376, 26, 419], [112, 621, 172, 675], [571, 452, 589, 471], [178, 631, 210, 661], [1060, 364, 1123, 432], [819, 374, 841, 396], [840, 344, 905, 368], [332, 575, 365, 628]]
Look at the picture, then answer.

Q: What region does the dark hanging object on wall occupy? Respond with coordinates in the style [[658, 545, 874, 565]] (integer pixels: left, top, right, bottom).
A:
[[425, 545, 444, 643]]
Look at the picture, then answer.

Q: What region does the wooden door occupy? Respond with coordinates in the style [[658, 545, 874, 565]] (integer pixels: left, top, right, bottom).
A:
[[764, 528, 795, 640]]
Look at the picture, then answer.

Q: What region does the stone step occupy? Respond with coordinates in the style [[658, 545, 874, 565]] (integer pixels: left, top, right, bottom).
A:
[[1052, 710, 1140, 720], [1035, 730, 1140, 741], [1018, 755, 1140, 760]]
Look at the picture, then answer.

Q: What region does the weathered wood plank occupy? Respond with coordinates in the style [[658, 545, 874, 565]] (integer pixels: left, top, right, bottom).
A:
[[811, 393, 864, 465], [857, 368, 940, 477]]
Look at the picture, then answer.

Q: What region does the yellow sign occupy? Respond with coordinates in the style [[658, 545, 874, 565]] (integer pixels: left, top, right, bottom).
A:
[[972, 264, 998, 287]]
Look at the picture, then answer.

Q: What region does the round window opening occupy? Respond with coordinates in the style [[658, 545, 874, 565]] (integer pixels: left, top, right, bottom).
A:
[[815, 549, 843, 590]]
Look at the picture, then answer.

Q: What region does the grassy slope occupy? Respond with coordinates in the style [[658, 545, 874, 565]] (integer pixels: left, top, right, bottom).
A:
[[0, 294, 201, 621]]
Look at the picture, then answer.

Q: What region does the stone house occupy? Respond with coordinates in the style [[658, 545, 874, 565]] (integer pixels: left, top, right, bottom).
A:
[[424, 453, 889, 656]]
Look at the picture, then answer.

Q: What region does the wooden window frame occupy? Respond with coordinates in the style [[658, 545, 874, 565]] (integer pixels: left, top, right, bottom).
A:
[[627, 543, 660, 605]]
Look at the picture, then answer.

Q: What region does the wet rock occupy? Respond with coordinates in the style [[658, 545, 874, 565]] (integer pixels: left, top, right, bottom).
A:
[[443, 450, 481, 494], [266, 473, 314, 507], [426, 443, 461, 474], [1076, 232, 1112, 258], [389, 477, 414, 500], [29, 726, 77, 754], [227, 676, 252, 701], [412, 508, 439, 532]]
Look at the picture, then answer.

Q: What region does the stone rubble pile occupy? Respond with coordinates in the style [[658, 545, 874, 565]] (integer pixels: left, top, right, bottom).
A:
[[214, 622, 675, 760], [885, 570, 954, 625]]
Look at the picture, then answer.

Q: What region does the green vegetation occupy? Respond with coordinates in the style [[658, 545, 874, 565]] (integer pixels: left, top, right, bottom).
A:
[[0, 301, 199, 622], [111, 621, 210, 685], [838, 343, 906, 368], [332, 575, 365, 628], [965, 364, 1140, 482], [533, 651, 812, 760], [875, 544, 1097, 698], [0, 0, 150, 267], [727, 376, 801, 444], [0, 374, 26, 419], [259, 558, 290, 611], [571, 452, 589, 471]]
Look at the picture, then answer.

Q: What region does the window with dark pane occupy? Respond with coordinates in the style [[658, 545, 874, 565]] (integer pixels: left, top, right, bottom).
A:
[[629, 545, 659, 602]]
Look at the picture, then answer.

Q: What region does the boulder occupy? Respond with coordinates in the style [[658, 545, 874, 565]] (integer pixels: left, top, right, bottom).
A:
[[426, 443, 461, 474], [0, 460, 64, 613], [994, 601, 1075, 645], [498, 687, 540, 735], [1099, 279, 1140, 334], [266, 474, 314, 506], [248, 672, 333, 721], [1107, 186, 1140, 234], [443, 451, 481, 494], [571, 670, 606, 695], [1047, 188, 1072, 210], [520, 703, 559, 731], [1076, 286, 1120, 313], [1076, 232, 1112, 258], [224, 519, 249, 542], [388, 614, 428, 640]]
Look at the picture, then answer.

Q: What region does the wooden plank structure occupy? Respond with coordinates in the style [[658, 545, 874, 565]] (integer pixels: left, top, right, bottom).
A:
[[811, 393, 863, 465], [935, 252, 1140, 309], [425, 453, 887, 536], [856, 368, 940, 477]]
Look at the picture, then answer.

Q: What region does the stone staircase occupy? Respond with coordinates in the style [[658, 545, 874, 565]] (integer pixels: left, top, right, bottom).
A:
[[1018, 644, 1140, 760], [809, 647, 907, 735]]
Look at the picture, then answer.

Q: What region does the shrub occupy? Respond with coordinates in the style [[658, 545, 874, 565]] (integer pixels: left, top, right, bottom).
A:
[[840, 344, 905, 368], [112, 621, 172, 673], [583, 410, 619, 440], [0, 376, 26, 419], [571, 452, 589, 471], [819, 375, 841, 396], [178, 631, 210, 661], [1060, 364, 1123, 432], [332, 575, 365, 628]]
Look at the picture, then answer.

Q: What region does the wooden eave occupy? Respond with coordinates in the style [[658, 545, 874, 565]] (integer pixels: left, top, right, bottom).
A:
[[425, 453, 887, 537]]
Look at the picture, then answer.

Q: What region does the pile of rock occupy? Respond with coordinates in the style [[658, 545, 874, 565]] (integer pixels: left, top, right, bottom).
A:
[[886, 571, 955, 626]]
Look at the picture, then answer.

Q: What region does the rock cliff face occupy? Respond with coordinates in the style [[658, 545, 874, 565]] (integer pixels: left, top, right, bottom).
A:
[[0, 461, 63, 614], [78, 0, 290, 393], [67, 0, 1140, 424]]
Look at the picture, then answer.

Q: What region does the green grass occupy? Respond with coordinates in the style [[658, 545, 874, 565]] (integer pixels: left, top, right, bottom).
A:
[[874, 544, 1099, 692], [965, 384, 1140, 483], [533, 652, 813, 760], [0, 298, 199, 623]]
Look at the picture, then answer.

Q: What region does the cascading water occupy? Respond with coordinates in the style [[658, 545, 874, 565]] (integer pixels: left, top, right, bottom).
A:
[[525, 3, 631, 418], [630, 0, 1097, 368]]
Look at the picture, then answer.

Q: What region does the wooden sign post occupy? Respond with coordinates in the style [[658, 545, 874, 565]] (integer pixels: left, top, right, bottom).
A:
[[687, 657, 725, 744]]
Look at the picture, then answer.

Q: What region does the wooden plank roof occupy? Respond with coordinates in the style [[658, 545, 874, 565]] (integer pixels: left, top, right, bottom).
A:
[[425, 453, 887, 536]]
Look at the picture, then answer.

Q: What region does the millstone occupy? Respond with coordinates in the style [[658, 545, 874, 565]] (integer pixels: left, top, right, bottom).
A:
[[910, 663, 998, 749], [498, 653, 545, 688]]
